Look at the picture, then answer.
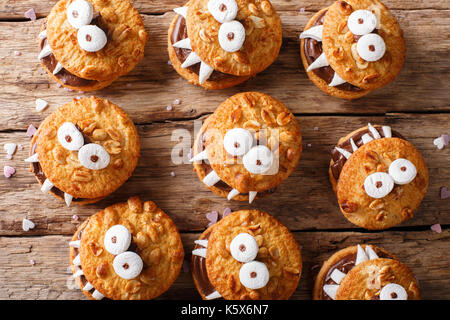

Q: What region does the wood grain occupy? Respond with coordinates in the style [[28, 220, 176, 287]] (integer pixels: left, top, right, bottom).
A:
[[1, 230, 448, 300]]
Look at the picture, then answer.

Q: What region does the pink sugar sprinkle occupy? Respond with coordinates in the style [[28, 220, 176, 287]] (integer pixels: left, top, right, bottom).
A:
[[56, 83, 62, 88], [431, 224, 442, 234], [166, 105, 173, 111], [173, 99, 181, 105], [24, 8, 36, 21], [313, 127, 319, 131], [26, 124, 37, 137], [72, 215, 79, 221], [170, 171, 176, 177], [14, 51, 22, 56], [29, 259, 36, 266], [3, 166, 16, 178], [300, 7, 305, 12], [440, 186, 450, 199], [167, 60, 172, 66]]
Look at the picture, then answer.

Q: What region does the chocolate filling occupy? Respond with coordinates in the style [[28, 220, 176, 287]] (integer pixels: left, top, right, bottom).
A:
[[331, 127, 404, 181], [39, 15, 109, 87], [303, 10, 362, 92], [191, 230, 219, 298], [170, 15, 237, 82], [322, 249, 393, 300]]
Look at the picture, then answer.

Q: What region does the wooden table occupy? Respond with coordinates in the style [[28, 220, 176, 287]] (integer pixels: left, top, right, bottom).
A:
[[0, 0, 448, 300]]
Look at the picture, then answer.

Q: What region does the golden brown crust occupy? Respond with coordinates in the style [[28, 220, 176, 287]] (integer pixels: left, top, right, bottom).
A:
[[167, 12, 250, 90], [186, 0, 282, 76], [35, 97, 140, 200], [78, 197, 185, 300], [47, 0, 148, 82], [202, 92, 302, 194], [322, 0, 406, 90], [336, 137, 429, 230], [300, 8, 371, 100], [336, 258, 420, 300], [312, 245, 396, 300], [205, 210, 302, 300]]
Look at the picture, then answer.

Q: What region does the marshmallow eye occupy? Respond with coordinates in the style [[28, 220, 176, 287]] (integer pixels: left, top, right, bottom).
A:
[[347, 10, 377, 35], [363, 172, 394, 198], [66, 0, 93, 29], [78, 143, 110, 170], [230, 233, 259, 263], [77, 25, 107, 52], [113, 251, 144, 280], [104, 225, 132, 255], [243, 145, 274, 175], [223, 128, 254, 156], [207, 0, 238, 23], [239, 261, 269, 290], [218, 21, 246, 53], [57, 122, 84, 151], [356, 33, 386, 62], [388, 158, 417, 185], [379, 283, 408, 300]]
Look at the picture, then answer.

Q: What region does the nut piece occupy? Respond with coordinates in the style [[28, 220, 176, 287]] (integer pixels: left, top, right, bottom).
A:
[[248, 3, 258, 15], [125, 280, 142, 294], [243, 120, 260, 131], [375, 210, 387, 221], [401, 207, 414, 219], [276, 112, 292, 126], [199, 28, 213, 43], [92, 129, 107, 141], [89, 242, 103, 256], [53, 147, 66, 165], [286, 148, 296, 161], [96, 263, 108, 278], [128, 196, 142, 213], [341, 201, 358, 213], [72, 169, 92, 182], [261, 108, 276, 126], [103, 140, 121, 154], [106, 127, 121, 141], [231, 107, 242, 123], [369, 199, 384, 210], [338, 1, 353, 15], [260, 1, 273, 15], [113, 158, 124, 169]]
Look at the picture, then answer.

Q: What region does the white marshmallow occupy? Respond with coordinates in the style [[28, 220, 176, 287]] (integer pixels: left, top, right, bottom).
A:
[[194, 239, 208, 248], [192, 248, 207, 259], [172, 38, 192, 50], [205, 290, 222, 300], [77, 25, 107, 52], [25, 153, 39, 163], [365, 245, 379, 260], [190, 149, 208, 162], [227, 188, 240, 200], [248, 191, 257, 204], [323, 284, 339, 300], [368, 123, 381, 139], [83, 282, 94, 291], [239, 261, 269, 290], [72, 254, 81, 266], [230, 233, 259, 263], [181, 51, 201, 68], [73, 269, 84, 278], [355, 244, 368, 265], [199, 61, 214, 84], [328, 72, 347, 87], [92, 290, 104, 300], [41, 178, 54, 193], [173, 6, 188, 19], [299, 25, 323, 41], [22, 218, 35, 231], [207, 0, 238, 23], [379, 283, 408, 300], [35, 98, 49, 112], [243, 145, 273, 175], [113, 251, 144, 280], [64, 193, 73, 207], [388, 158, 417, 185], [69, 240, 80, 248], [364, 172, 394, 198], [307, 52, 329, 72], [67, 0, 93, 29], [53, 62, 63, 75], [57, 122, 84, 151], [78, 143, 110, 170], [361, 133, 374, 144], [347, 10, 377, 35], [382, 126, 392, 138], [203, 170, 221, 187], [38, 44, 52, 60], [38, 30, 47, 40], [223, 128, 254, 156], [330, 269, 346, 284], [104, 225, 132, 255], [356, 33, 386, 62], [350, 138, 358, 152], [335, 147, 352, 159], [218, 20, 246, 53]]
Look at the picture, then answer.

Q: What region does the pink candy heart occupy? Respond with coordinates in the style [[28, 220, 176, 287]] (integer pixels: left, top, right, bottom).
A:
[[431, 224, 442, 234], [3, 166, 15, 178], [440, 186, 450, 199], [26, 124, 37, 137], [206, 210, 218, 227], [222, 207, 232, 218]]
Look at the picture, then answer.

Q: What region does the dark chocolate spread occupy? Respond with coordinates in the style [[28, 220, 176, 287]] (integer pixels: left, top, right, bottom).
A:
[[303, 10, 362, 92], [171, 15, 237, 82], [39, 15, 108, 87], [330, 126, 404, 181], [322, 249, 393, 300]]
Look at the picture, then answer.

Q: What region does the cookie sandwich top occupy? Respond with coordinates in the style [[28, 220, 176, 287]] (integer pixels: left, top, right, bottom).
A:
[[191, 210, 302, 300], [313, 244, 420, 300], [170, 0, 282, 85], [26, 96, 140, 205], [330, 123, 428, 230], [191, 92, 302, 203], [39, 0, 147, 89], [300, 0, 405, 94], [69, 197, 184, 300]]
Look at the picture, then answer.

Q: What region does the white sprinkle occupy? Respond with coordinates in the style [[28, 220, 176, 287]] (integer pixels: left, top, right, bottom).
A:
[[14, 51, 22, 56], [29, 259, 36, 266], [173, 99, 181, 105], [35, 98, 49, 112]]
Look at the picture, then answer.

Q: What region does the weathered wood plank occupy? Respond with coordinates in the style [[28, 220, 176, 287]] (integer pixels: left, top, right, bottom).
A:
[[1, 230, 448, 299], [0, 10, 448, 131], [0, 113, 448, 236], [1, 0, 448, 19]]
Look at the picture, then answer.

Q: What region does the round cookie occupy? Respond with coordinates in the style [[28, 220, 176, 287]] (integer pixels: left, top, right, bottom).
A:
[[168, 5, 250, 90], [45, 0, 148, 83], [200, 210, 302, 300], [336, 258, 420, 300], [29, 96, 140, 204], [191, 92, 302, 203], [300, 8, 370, 100], [186, 0, 282, 76], [313, 244, 396, 300], [332, 126, 428, 230], [71, 197, 184, 300], [322, 0, 406, 90]]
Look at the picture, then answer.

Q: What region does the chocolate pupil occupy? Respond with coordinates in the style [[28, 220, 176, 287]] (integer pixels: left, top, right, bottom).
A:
[[227, 32, 235, 41], [358, 18, 364, 24], [86, 34, 92, 42], [250, 271, 257, 278], [369, 45, 375, 52], [239, 244, 246, 252], [234, 142, 240, 148], [400, 166, 406, 171], [90, 155, 99, 162], [72, 10, 79, 18], [391, 292, 398, 298], [219, 4, 227, 11], [256, 159, 262, 166], [111, 236, 117, 243], [376, 181, 382, 188], [65, 135, 72, 143], [123, 263, 129, 269]]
